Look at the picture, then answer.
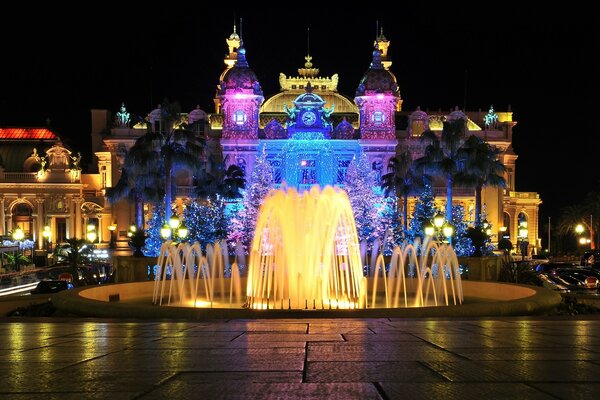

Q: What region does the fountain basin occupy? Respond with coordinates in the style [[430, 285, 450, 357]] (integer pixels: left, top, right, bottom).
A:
[[53, 280, 562, 319]]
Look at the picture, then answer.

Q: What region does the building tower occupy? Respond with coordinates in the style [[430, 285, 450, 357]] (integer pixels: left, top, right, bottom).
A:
[[218, 43, 264, 140], [355, 46, 402, 140], [375, 27, 391, 70], [214, 25, 241, 113]]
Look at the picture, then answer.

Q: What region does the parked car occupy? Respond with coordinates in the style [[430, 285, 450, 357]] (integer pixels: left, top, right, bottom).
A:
[[581, 251, 600, 268], [31, 280, 74, 294]]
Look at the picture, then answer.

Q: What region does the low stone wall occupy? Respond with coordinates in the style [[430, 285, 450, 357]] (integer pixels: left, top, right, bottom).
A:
[[113, 256, 157, 282], [458, 256, 503, 281]]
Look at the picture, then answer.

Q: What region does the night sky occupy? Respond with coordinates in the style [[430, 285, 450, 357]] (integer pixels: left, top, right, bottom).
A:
[[1, 5, 597, 233]]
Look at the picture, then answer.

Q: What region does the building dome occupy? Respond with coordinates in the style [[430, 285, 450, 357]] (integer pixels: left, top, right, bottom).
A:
[[408, 106, 429, 136], [447, 106, 467, 121], [355, 47, 399, 97], [292, 82, 325, 107], [220, 47, 263, 96]]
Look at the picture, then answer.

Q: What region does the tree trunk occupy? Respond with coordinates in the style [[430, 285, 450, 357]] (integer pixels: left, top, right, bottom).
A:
[[446, 173, 453, 222], [475, 185, 482, 227], [403, 194, 408, 233], [135, 192, 144, 229], [165, 158, 172, 223]]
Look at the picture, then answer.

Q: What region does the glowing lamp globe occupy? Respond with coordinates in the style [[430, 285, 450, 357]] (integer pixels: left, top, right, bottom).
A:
[[169, 216, 180, 229], [433, 213, 445, 228], [424, 222, 435, 237], [12, 228, 24, 241], [160, 223, 171, 240], [443, 223, 454, 238]]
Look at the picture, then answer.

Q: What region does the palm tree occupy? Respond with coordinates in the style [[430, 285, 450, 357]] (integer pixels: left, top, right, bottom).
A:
[[196, 162, 246, 200], [458, 135, 506, 227], [557, 195, 600, 250], [106, 144, 164, 229], [139, 100, 204, 221], [416, 118, 468, 222], [381, 149, 422, 232]]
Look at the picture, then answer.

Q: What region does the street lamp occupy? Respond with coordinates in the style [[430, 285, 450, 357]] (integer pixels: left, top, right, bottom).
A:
[[108, 224, 116, 249], [177, 221, 188, 240], [518, 220, 529, 260], [169, 215, 181, 230], [42, 225, 52, 253], [499, 226, 508, 238], [11, 228, 25, 271], [127, 224, 137, 238], [424, 215, 453, 243], [160, 223, 171, 240], [86, 228, 97, 244]]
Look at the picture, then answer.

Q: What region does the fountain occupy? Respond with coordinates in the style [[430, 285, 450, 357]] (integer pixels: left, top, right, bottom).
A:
[[151, 185, 463, 310]]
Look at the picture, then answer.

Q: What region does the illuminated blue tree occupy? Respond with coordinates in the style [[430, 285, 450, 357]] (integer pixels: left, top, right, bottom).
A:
[[143, 202, 165, 257], [228, 150, 274, 251], [451, 204, 474, 256], [407, 183, 439, 242], [184, 198, 226, 249], [344, 152, 381, 245]]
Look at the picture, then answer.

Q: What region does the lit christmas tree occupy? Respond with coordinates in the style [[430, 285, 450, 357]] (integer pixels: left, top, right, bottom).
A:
[[184, 200, 217, 249], [451, 204, 474, 256], [228, 149, 274, 251], [344, 152, 383, 245], [379, 194, 402, 254], [143, 201, 165, 257], [407, 183, 439, 243]]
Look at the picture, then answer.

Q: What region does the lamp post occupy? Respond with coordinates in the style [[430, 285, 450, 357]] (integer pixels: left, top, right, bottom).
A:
[[108, 224, 116, 249], [424, 214, 454, 243], [12, 227, 24, 271], [42, 225, 52, 253], [518, 221, 528, 261]]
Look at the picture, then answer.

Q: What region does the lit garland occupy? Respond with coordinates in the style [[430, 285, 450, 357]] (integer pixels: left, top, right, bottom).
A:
[[279, 132, 336, 187]]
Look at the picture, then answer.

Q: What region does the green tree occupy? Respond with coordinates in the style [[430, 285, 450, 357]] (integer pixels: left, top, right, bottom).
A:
[[416, 118, 468, 222], [458, 135, 506, 227], [557, 194, 600, 250], [381, 149, 423, 233], [55, 238, 90, 283], [197, 162, 246, 200], [147, 100, 205, 223]]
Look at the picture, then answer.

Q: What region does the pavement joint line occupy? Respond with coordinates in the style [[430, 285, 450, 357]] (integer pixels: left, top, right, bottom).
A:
[[50, 348, 127, 372], [229, 331, 247, 341], [373, 381, 390, 400], [523, 383, 563, 399], [417, 360, 453, 382], [131, 371, 181, 400], [302, 341, 309, 383]]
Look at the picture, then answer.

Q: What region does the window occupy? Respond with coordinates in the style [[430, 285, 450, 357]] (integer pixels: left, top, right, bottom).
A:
[[337, 159, 351, 184], [371, 111, 385, 124], [300, 159, 316, 185], [232, 110, 247, 125]]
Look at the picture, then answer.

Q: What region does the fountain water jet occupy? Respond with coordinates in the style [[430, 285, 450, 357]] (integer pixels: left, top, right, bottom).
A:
[[152, 185, 463, 310]]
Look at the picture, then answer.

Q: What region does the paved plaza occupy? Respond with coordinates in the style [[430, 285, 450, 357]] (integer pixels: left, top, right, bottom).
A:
[[1, 316, 600, 399]]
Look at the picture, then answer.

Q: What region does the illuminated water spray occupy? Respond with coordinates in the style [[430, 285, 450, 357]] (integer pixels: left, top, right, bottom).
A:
[[152, 186, 463, 310], [246, 185, 364, 309]]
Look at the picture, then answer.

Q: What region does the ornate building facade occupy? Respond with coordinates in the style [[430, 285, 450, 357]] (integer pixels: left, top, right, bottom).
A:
[[0, 28, 541, 257]]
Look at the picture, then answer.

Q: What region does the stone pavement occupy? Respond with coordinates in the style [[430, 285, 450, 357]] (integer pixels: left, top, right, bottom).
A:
[[2, 316, 600, 399]]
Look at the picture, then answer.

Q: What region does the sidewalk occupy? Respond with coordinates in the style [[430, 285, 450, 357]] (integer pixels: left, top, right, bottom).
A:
[[1, 316, 600, 399]]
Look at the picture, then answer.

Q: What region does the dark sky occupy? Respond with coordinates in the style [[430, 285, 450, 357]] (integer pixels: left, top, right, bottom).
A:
[[1, 5, 597, 231]]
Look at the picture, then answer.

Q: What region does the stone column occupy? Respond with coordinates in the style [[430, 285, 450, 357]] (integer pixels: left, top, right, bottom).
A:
[[36, 198, 45, 249], [74, 198, 83, 239], [0, 196, 5, 236]]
